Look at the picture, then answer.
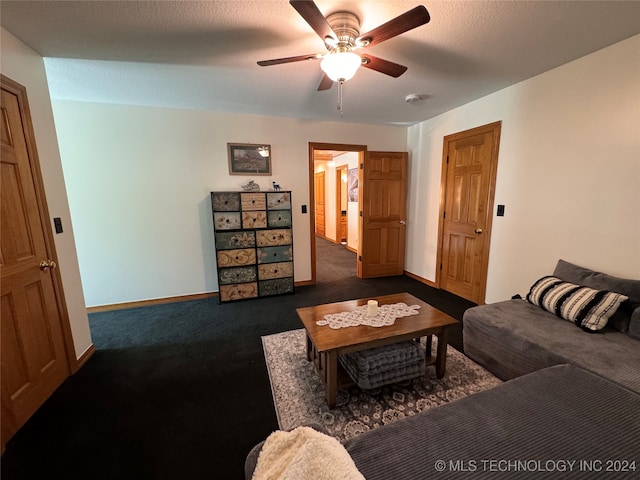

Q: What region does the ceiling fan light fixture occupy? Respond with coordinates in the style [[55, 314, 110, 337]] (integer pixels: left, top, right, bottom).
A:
[[320, 50, 361, 82]]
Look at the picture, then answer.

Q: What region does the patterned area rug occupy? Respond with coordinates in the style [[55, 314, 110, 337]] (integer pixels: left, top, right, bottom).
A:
[[262, 328, 502, 442]]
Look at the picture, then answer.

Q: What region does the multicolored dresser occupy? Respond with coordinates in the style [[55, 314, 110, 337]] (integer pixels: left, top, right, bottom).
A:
[[211, 191, 294, 302]]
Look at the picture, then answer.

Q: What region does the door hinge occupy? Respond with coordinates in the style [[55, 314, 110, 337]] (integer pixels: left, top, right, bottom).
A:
[[360, 211, 363, 217], [443, 211, 446, 219], [358, 255, 362, 262], [360, 163, 364, 169], [446, 155, 449, 164], [440, 262, 443, 270]]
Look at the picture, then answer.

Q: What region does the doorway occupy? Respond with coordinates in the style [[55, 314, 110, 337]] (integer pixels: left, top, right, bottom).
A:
[[309, 143, 365, 283]]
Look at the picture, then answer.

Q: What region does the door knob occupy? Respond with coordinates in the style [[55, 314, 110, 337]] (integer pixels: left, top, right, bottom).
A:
[[400, 220, 406, 225], [475, 228, 483, 234], [39, 260, 57, 271]]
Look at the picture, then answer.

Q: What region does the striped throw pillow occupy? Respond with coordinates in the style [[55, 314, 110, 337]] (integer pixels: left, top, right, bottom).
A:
[[526, 276, 629, 332]]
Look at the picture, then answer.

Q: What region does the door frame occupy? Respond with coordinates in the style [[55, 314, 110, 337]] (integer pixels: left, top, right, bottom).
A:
[[308, 142, 366, 285], [434, 121, 501, 304]]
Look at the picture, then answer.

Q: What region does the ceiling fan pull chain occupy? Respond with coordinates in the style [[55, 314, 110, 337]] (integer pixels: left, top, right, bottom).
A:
[[338, 80, 344, 117]]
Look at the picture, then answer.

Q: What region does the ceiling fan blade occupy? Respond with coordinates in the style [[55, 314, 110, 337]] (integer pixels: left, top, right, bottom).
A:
[[317, 74, 334, 91], [290, 0, 336, 43], [357, 6, 430, 48], [257, 53, 322, 67], [360, 54, 408, 78]]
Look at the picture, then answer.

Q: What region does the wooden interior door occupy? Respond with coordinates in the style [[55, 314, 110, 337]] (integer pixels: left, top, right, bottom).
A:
[[1, 76, 71, 450], [438, 121, 501, 304], [314, 171, 325, 237], [358, 151, 407, 278]]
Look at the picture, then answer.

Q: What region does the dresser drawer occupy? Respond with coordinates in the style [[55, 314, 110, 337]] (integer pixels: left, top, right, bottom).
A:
[[213, 212, 241, 230], [258, 261, 293, 280], [218, 266, 257, 285], [217, 248, 256, 267], [259, 278, 294, 297], [211, 192, 240, 211], [267, 210, 292, 228], [257, 245, 293, 264], [241, 193, 266, 211], [219, 283, 258, 302], [267, 192, 291, 210], [256, 229, 292, 247], [215, 231, 256, 250], [242, 211, 267, 229]]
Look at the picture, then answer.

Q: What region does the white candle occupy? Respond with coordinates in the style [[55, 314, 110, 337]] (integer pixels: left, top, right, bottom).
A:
[[367, 300, 379, 316]]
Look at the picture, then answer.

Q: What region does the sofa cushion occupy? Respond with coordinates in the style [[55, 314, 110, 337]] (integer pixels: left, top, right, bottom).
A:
[[462, 299, 640, 393], [554, 259, 640, 332], [526, 276, 628, 331]]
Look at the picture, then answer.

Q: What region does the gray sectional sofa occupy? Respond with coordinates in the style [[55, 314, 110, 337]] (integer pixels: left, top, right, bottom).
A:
[[246, 364, 640, 479], [246, 260, 640, 479], [463, 260, 640, 393]]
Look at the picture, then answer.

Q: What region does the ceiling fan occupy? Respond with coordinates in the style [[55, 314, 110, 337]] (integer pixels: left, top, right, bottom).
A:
[[257, 0, 431, 91]]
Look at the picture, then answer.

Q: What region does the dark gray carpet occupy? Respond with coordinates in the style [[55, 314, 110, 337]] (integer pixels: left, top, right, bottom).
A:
[[316, 236, 357, 282], [0, 239, 475, 480]]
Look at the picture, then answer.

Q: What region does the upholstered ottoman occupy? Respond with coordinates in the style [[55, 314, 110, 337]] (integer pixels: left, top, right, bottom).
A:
[[338, 340, 425, 389]]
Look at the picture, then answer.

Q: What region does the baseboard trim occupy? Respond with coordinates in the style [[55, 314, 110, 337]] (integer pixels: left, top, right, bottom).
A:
[[87, 292, 219, 313], [404, 270, 438, 288], [74, 344, 96, 372], [85, 283, 316, 312], [86, 273, 366, 312]]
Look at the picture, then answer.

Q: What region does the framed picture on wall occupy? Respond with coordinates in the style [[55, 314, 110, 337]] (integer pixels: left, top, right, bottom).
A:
[[348, 168, 358, 202], [227, 143, 272, 176]]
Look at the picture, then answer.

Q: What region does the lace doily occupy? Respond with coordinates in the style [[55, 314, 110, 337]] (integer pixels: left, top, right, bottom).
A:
[[316, 302, 421, 329]]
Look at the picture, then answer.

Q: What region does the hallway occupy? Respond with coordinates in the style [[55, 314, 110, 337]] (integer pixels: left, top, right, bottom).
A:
[[315, 236, 357, 283]]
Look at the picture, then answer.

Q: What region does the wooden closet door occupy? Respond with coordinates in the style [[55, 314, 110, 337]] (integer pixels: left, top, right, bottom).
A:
[[1, 76, 71, 450], [439, 121, 501, 304]]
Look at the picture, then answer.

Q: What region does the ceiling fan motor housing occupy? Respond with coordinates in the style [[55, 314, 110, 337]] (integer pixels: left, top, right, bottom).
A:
[[325, 12, 361, 50]]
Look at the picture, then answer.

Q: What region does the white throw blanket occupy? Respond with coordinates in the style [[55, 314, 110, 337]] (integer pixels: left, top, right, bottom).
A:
[[252, 426, 365, 480]]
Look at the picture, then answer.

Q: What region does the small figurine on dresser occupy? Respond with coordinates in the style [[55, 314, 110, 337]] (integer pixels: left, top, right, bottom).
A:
[[241, 180, 260, 191], [272, 181, 282, 191]]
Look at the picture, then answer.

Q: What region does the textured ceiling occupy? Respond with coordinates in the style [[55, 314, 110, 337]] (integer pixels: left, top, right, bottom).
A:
[[2, 1, 639, 125]]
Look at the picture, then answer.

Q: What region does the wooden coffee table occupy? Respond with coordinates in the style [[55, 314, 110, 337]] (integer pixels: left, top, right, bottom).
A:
[[296, 292, 459, 408]]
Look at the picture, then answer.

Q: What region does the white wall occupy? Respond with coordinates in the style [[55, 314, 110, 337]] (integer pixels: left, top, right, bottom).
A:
[[406, 34, 640, 303], [1, 29, 92, 359], [51, 101, 407, 306]]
